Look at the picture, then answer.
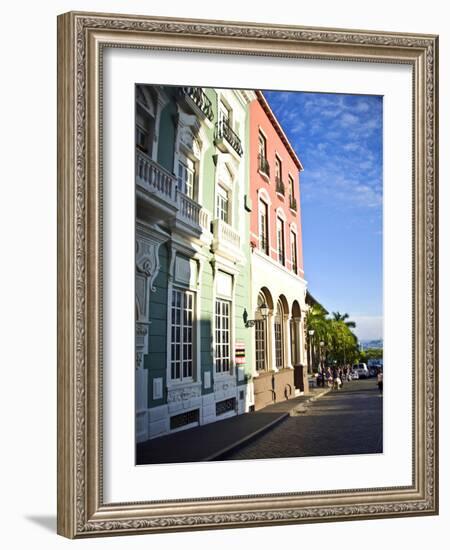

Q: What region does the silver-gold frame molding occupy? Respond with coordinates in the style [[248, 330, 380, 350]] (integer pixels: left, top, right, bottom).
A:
[[57, 11, 439, 538]]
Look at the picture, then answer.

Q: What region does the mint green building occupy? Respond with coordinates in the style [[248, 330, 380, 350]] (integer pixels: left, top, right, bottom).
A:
[[135, 85, 256, 441]]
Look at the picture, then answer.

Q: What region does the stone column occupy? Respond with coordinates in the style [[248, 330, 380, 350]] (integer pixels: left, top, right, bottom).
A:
[[284, 314, 293, 369], [268, 312, 277, 372]]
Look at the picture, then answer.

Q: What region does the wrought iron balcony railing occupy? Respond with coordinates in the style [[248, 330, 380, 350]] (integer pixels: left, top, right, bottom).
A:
[[289, 196, 298, 211], [275, 177, 285, 196], [258, 154, 270, 177], [216, 119, 243, 156], [181, 87, 214, 121]]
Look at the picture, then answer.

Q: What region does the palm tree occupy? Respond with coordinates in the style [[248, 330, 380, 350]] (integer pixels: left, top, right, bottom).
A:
[[331, 311, 356, 329]]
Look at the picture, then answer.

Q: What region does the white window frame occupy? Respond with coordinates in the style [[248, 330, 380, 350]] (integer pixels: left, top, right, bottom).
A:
[[258, 198, 269, 255], [288, 173, 295, 200], [170, 287, 195, 383], [275, 154, 283, 181], [215, 298, 232, 374], [219, 98, 232, 126], [177, 155, 196, 199], [277, 216, 286, 266], [216, 184, 230, 223], [258, 131, 267, 161], [255, 292, 269, 372], [274, 300, 285, 369], [291, 230, 298, 273], [214, 270, 235, 378]]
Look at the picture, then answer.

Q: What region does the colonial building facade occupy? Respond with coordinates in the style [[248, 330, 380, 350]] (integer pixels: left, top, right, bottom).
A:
[[135, 86, 308, 443], [248, 92, 309, 410], [135, 85, 256, 442]]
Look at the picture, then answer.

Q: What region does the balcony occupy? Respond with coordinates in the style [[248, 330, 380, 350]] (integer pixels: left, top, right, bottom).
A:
[[180, 87, 214, 122], [136, 149, 178, 224], [289, 196, 298, 212], [275, 177, 285, 197], [215, 119, 243, 157], [258, 154, 270, 177], [173, 189, 202, 237], [211, 219, 244, 262], [136, 149, 205, 237]]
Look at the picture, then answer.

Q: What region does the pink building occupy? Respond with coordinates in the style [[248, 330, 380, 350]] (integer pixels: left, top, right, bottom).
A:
[[249, 91, 309, 410]]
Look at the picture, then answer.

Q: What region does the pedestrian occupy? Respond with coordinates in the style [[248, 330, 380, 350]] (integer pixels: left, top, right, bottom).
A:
[[333, 367, 342, 390], [339, 367, 344, 387], [326, 367, 333, 388], [377, 369, 383, 394]]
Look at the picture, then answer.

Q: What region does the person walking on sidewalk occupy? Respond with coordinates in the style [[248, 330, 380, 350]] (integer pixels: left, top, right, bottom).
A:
[[326, 367, 333, 388], [377, 368, 383, 394], [332, 367, 342, 390]]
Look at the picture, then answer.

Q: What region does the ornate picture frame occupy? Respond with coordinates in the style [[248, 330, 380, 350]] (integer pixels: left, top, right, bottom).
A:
[[57, 11, 438, 538]]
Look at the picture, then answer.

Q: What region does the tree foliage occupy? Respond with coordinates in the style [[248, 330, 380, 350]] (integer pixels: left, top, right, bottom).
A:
[[306, 307, 359, 368], [359, 347, 383, 363]]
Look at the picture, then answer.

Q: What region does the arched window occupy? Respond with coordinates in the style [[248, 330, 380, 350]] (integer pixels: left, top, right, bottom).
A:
[[274, 299, 285, 369], [255, 292, 268, 372]]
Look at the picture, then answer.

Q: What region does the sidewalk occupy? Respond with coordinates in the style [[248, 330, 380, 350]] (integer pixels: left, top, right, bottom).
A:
[[136, 386, 330, 465]]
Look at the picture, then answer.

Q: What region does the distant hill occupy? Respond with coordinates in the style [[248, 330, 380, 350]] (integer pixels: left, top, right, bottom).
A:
[[360, 339, 383, 350]]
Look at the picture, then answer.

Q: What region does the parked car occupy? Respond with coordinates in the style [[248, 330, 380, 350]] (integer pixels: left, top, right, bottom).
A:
[[353, 363, 370, 379], [350, 369, 359, 380]]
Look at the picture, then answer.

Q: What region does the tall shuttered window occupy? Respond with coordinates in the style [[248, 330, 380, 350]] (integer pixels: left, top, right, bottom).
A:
[[215, 299, 231, 373], [170, 289, 194, 381], [291, 231, 298, 273], [274, 300, 285, 369], [216, 185, 229, 223], [259, 199, 269, 254], [177, 157, 196, 199], [277, 217, 285, 266]]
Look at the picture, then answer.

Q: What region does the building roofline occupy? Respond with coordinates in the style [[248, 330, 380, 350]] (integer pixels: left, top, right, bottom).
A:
[[306, 290, 329, 314], [256, 90, 304, 172]]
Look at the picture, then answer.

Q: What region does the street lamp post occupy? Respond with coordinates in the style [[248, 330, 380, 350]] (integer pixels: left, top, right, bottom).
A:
[[319, 340, 325, 387], [308, 329, 315, 375]]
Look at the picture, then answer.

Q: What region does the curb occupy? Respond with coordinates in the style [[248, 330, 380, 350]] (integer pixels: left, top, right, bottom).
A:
[[291, 388, 331, 415], [205, 412, 289, 461]]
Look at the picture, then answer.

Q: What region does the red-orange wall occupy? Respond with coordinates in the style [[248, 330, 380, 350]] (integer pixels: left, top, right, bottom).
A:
[[249, 97, 304, 277]]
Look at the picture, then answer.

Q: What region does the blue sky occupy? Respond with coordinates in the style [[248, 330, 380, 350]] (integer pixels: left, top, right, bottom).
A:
[[264, 91, 383, 341]]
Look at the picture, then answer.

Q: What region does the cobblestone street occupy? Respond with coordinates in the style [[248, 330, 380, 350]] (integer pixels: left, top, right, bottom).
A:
[[218, 378, 383, 461]]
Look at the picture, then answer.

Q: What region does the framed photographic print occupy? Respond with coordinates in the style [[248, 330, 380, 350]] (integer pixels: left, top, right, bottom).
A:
[[57, 11, 439, 538]]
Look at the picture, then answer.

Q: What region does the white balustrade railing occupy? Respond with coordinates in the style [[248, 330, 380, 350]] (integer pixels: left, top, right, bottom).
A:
[[177, 191, 201, 227], [213, 219, 241, 249], [136, 149, 211, 236], [199, 208, 211, 231], [136, 149, 176, 203]]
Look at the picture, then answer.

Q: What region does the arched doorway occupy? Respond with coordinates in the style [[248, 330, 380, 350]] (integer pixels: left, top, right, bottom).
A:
[[274, 298, 286, 370]]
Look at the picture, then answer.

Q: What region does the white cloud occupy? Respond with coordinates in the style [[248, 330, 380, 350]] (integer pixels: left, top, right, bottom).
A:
[[341, 112, 359, 126], [342, 142, 360, 152], [354, 100, 370, 113]]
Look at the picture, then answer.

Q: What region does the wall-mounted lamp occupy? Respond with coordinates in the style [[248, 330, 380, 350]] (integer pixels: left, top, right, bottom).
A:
[[243, 302, 269, 328]]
